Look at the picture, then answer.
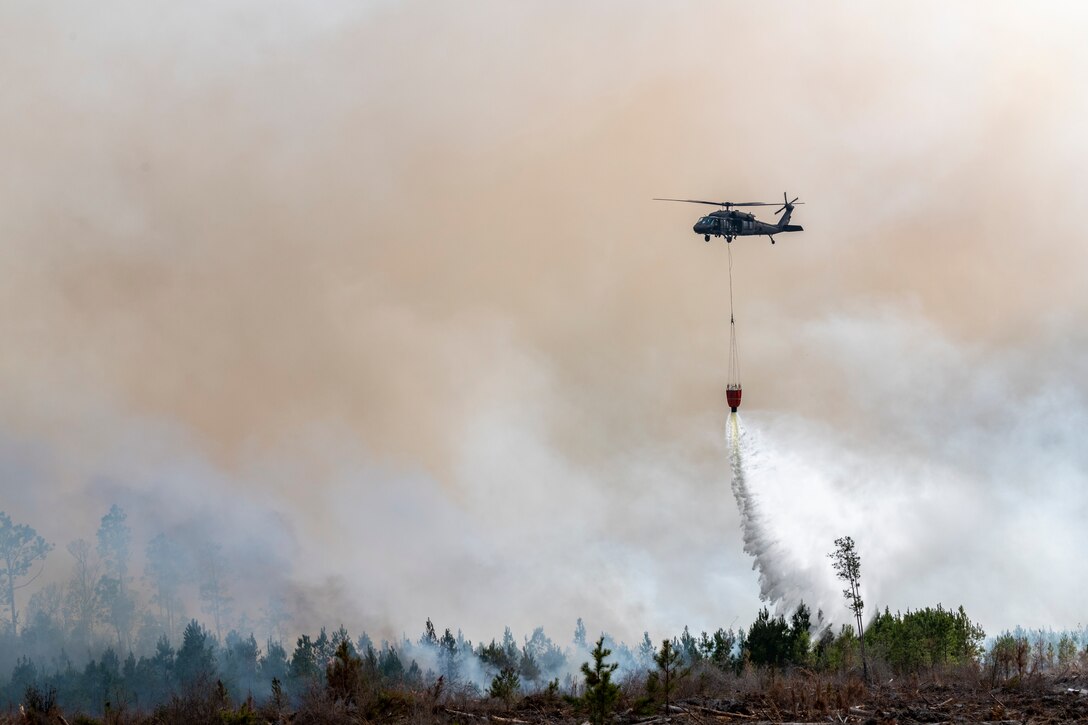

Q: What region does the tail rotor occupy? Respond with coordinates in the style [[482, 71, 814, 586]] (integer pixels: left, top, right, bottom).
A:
[[775, 192, 802, 215]]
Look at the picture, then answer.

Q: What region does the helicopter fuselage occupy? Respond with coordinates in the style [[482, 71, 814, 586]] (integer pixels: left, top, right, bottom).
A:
[[694, 209, 801, 243]]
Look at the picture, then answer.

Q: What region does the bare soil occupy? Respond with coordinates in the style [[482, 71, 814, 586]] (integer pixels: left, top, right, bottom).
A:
[[475, 674, 1088, 725], [5, 673, 1085, 724]]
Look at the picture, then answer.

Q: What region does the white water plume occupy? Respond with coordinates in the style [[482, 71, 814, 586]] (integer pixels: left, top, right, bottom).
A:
[[727, 413, 821, 618]]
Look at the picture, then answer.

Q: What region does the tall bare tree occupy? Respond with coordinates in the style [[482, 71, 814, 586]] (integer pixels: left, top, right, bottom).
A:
[[145, 533, 186, 638], [64, 538, 102, 650], [0, 511, 53, 636], [97, 574, 135, 651], [829, 535, 868, 681], [96, 505, 134, 650], [96, 505, 131, 589], [198, 542, 231, 641]]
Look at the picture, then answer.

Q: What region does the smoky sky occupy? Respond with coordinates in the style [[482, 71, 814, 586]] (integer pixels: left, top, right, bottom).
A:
[[1, 1, 1086, 645]]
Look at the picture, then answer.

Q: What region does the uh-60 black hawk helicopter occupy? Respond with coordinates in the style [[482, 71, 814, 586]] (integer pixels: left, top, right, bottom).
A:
[[655, 192, 804, 244]]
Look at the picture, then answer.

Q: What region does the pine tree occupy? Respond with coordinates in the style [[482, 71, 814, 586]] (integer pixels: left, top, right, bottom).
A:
[[96, 505, 131, 585], [488, 667, 521, 708], [707, 628, 737, 671], [439, 627, 460, 684], [197, 542, 231, 642], [288, 634, 320, 684], [829, 536, 868, 681], [745, 608, 791, 667], [270, 677, 285, 717], [0, 511, 53, 636], [581, 636, 620, 725], [96, 506, 133, 651], [144, 534, 184, 637], [175, 620, 216, 690], [653, 638, 686, 715], [519, 646, 541, 683], [261, 639, 289, 684], [326, 638, 363, 705], [677, 626, 700, 664], [64, 539, 101, 650], [378, 645, 405, 683], [573, 618, 587, 649], [420, 618, 438, 646], [95, 575, 135, 652], [637, 632, 655, 669], [789, 602, 813, 667], [150, 634, 175, 699], [502, 626, 519, 667]]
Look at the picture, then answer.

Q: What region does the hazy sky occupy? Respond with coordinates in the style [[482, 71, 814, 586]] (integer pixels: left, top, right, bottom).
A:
[[2, 1, 1087, 645]]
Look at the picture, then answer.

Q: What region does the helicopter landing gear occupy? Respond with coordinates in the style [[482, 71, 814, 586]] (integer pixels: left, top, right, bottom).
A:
[[769, 235, 776, 245], [704, 235, 710, 242], [726, 236, 733, 243]]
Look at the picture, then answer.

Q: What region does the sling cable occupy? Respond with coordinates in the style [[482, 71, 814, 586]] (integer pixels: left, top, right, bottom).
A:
[[726, 242, 742, 414]]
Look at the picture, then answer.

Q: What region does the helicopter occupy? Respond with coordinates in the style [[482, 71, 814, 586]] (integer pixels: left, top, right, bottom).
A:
[[654, 192, 804, 243]]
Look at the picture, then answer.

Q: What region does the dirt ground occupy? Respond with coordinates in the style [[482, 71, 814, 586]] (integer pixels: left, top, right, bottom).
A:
[[4, 673, 1085, 724], [446, 674, 1088, 725]]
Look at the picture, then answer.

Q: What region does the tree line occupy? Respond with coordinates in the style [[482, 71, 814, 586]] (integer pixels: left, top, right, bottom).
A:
[[8, 604, 1087, 721], [0, 506, 273, 673], [4, 509, 1088, 722]]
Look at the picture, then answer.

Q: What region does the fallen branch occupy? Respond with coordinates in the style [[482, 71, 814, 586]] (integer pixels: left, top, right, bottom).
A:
[[443, 707, 482, 720], [686, 704, 757, 719], [668, 704, 708, 725]]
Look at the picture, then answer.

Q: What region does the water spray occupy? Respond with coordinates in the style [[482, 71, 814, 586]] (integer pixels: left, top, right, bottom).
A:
[[727, 418, 797, 609]]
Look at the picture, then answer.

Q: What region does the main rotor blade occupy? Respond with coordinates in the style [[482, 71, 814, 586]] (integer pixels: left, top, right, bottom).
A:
[[653, 198, 777, 207]]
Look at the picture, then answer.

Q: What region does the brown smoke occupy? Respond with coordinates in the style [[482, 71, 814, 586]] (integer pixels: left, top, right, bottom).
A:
[[2, 1, 1087, 639]]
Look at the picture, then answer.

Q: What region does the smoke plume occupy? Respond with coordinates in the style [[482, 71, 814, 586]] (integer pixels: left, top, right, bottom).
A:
[[1, 1, 1086, 649]]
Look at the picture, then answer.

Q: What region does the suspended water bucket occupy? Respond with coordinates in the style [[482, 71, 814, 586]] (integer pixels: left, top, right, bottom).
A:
[[726, 384, 742, 412]]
